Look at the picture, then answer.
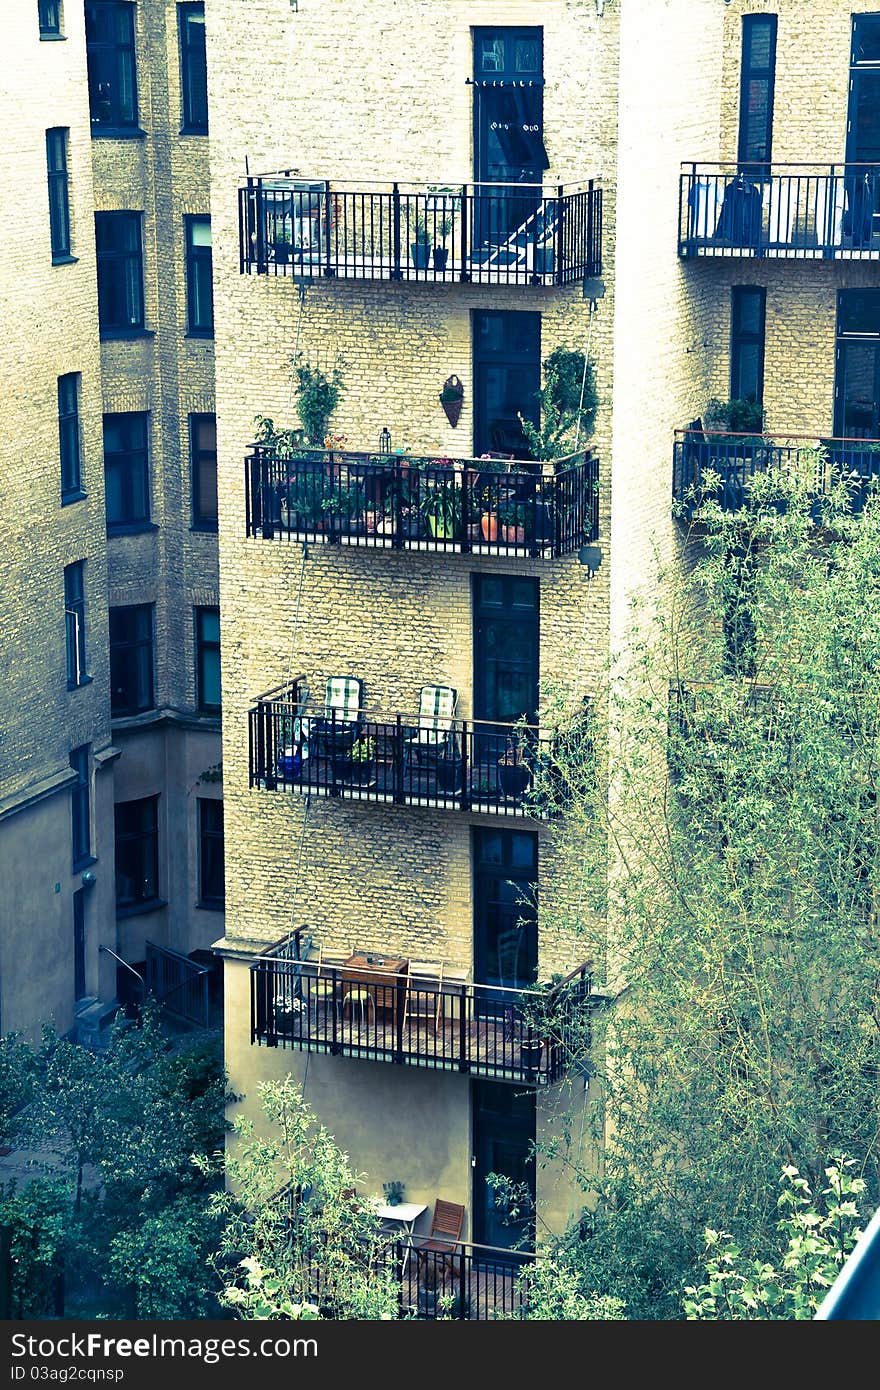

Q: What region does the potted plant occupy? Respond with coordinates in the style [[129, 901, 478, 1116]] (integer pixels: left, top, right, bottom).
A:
[[497, 736, 532, 799], [332, 735, 376, 786], [291, 354, 345, 445], [383, 1180, 405, 1208], [420, 477, 461, 540], [499, 499, 529, 544], [274, 230, 292, 265], [432, 214, 453, 272], [411, 214, 431, 270], [435, 741, 463, 794]]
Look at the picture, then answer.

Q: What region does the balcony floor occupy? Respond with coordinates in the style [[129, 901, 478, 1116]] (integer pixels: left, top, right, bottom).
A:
[[263, 998, 554, 1084], [262, 527, 558, 559]]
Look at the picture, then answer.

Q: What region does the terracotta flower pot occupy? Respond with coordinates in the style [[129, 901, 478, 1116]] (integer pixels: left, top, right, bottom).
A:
[[481, 512, 499, 542], [502, 524, 526, 544]]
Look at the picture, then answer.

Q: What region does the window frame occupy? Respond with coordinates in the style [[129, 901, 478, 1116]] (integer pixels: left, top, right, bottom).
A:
[[46, 128, 72, 262], [64, 560, 88, 689], [195, 606, 221, 715], [184, 214, 213, 336], [114, 795, 160, 912], [197, 797, 225, 908], [85, 0, 139, 133], [103, 411, 151, 531], [189, 412, 217, 531], [58, 373, 83, 502], [178, 1, 208, 134], [95, 210, 145, 336], [737, 13, 778, 178], [109, 603, 154, 717], [729, 285, 767, 406], [70, 745, 91, 869], [38, 0, 62, 37]]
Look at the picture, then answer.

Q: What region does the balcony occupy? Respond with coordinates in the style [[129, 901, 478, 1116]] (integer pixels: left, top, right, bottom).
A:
[[238, 176, 602, 286], [251, 936, 593, 1088], [679, 163, 880, 259], [245, 447, 599, 558], [672, 430, 880, 516], [249, 681, 562, 821]]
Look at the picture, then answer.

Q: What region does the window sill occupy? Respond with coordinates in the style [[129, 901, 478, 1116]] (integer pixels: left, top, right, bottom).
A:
[[111, 705, 156, 722], [185, 330, 215, 341], [196, 899, 225, 912], [51, 253, 78, 267], [99, 328, 154, 342], [197, 706, 222, 719], [107, 521, 158, 537], [190, 521, 219, 534], [91, 127, 147, 140], [67, 675, 93, 692], [61, 489, 88, 507], [116, 897, 167, 921], [39, 33, 66, 41], [180, 127, 209, 138]]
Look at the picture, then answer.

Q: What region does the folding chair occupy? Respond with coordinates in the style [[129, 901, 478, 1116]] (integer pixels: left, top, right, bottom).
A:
[[402, 961, 445, 1036], [403, 685, 457, 775], [415, 1199, 465, 1287], [309, 675, 364, 754]]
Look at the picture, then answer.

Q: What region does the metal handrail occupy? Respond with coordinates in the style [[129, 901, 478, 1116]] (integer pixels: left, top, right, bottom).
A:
[[99, 945, 145, 990]]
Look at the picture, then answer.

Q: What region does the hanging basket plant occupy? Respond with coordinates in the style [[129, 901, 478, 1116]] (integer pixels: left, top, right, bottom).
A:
[[439, 374, 464, 428]]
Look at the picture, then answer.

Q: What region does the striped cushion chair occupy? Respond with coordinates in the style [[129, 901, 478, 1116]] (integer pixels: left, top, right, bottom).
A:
[[403, 685, 457, 772], [311, 675, 364, 752]]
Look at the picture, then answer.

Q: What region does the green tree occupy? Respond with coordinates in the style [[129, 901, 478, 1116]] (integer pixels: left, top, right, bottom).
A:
[[210, 1078, 398, 1320], [519, 346, 597, 460], [683, 1158, 867, 1319], [0, 1034, 37, 1149], [534, 468, 880, 1316]]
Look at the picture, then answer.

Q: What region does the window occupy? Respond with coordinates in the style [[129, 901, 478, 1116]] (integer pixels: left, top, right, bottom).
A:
[[179, 2, 207, 133], [834, 289, 880, 437], [730, 287, 766, 405], [195, 607, 220, 713], [109, 604, 154, 715], [85, 1, 138, 130], [95, 212, 144, 334], [70, 745, 91, 867], [198, 799, 224, 906], [849, 14, 880, 163], [115, 796, 159, 910], [46, 129, 71, 261], [38, 1, 61, 37], [64, 560, 87, 688], [737, 14, 777, 177], [190, 413, 217, 529], [185, 216, 213, 335], [58, 373, 82, 500], [104, 412, 150, 529]]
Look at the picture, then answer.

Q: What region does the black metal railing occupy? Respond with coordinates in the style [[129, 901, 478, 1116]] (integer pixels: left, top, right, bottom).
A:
[[248, 683, 560, 821], [145, 941, 211, 1028], [299, 1234, 535, 1320], [679, 163, 880, 258], [239, 175, 602, 285], [251, 950, 592, 1087], [245, 447, 599, 557], [672, 429, 880, 516]]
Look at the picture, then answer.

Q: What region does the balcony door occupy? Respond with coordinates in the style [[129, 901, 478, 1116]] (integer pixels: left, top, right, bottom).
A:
[[472, 28, 547, 253], [472, 1080, 536, 1253], [835, 289, 880, 437], [473, 310, 541, 459], [473, 828, 538, 997], [473, 574, 539, 730], [848, 15, 880, 164]]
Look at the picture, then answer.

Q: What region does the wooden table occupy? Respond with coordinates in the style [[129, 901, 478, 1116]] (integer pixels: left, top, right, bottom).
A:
[[341, 954, 409, 1028]]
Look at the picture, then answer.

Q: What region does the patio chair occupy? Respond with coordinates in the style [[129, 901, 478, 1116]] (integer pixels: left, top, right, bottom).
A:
[[308, 675, 364, 754], [307, 945, 339, 1025], [403, 685, 457, 776], [415, 1199, 465, 1286], [402, 960, 445, 1036]]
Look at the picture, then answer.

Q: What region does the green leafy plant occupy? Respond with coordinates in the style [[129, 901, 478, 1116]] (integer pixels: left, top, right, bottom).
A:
[[350, 736, 376, 764], [382, 1180, 404, 1206], [411, 213, 430, 246], [291, 356, 345, 445], [519, 347, 598, 460], [704, 396, 765, 443]]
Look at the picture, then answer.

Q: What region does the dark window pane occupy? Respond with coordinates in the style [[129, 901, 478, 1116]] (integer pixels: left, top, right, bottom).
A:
[[46, 128, 71, 259], [196, 606, 221, 713], [103, 412, 149, 527], [85, 1, 138, 129], [179, 3, 208, 132], [39, 1, 61, 36], [70, 745, 90, 866], [58, 373, 81, 498], [64, 560, 87, 687], [114, 796, 159, 907], [190, 413, 217, 527], [730, 287, 766, 405], [479, 36, 505, 72], [95, 212, 144, 332], [738, 16, 776, 169], [109, 604, 154, 715], [198, 798, 224, 905], [853, 15, 880, 64], [185, 216, 213, 334], [838, 289, 880, 335]]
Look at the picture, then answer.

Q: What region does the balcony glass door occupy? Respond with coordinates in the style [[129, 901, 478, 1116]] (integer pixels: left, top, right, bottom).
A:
[[473, 828, 538, 998], [472, 1080, 535, 1253], [473, 574, 539, 731], [473, 310, 541, 459], [835, 290, 880, 437], [472, 27, 547, 256]]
